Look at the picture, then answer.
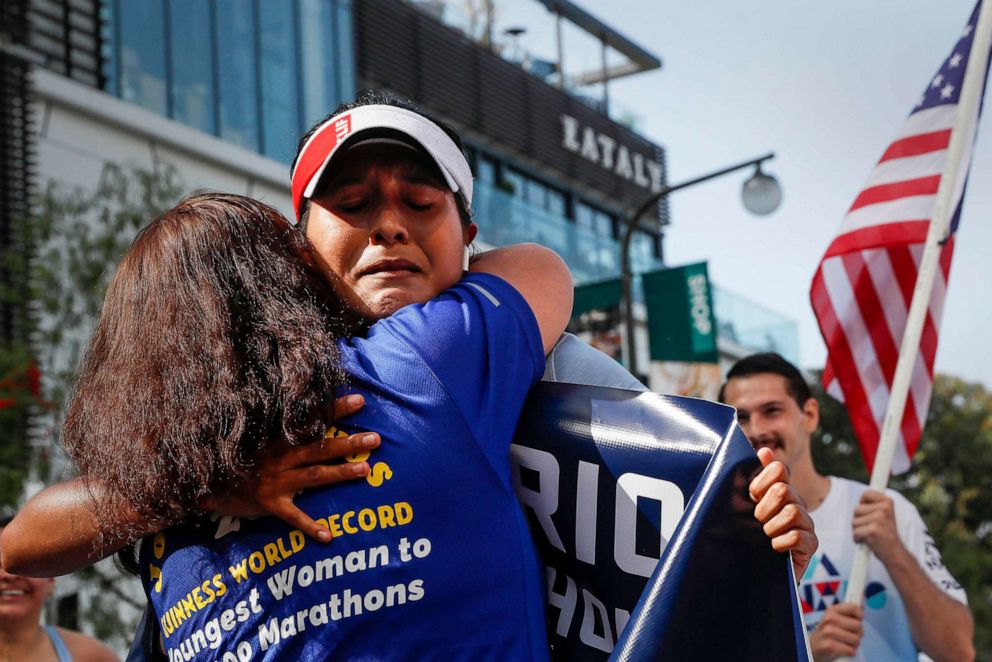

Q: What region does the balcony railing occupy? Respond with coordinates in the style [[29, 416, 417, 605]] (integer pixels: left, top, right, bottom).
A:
[[409, 0, 646, 129]]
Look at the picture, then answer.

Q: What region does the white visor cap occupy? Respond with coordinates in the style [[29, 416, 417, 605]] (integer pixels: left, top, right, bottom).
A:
[[293, 105, 474, 216]]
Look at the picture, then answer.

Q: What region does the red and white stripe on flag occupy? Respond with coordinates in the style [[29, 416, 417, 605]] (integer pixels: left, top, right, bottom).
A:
[[811, 3, 987, 474]]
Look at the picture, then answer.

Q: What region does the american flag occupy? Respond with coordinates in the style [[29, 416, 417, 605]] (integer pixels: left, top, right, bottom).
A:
[[811, 1, 991, 474]]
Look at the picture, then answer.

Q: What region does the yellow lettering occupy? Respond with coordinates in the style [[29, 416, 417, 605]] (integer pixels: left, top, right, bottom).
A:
[[263, 543, 281, 566], [212, 574, 227, 598], [396, 502, 414, 525], [153, 533, 166, 559], [358, 508, 376, 531], [248, 551, 266, 574], [328, 514, 343, 538], [191, 587, 206, 610], [180, 594, 196, 619], [346, 450, 371, 463], [149, 564, 163, 593], [290, 530, 305, 553], [376, 505, 396, 527], [229, 559, 249, 584], [276, 536, 291, 559], [367, 462, 393, 487], [199, 579, 215, 604], [341, 511, 358, 534]]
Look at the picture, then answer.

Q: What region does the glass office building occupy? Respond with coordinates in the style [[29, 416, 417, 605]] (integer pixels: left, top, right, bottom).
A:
[[102, 0, 355, 164], [94, 0, 664, 287], [18, 0, 796, 370]]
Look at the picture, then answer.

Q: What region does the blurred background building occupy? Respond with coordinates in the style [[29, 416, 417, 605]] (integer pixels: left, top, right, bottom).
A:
[[0, 0, 797, 649]]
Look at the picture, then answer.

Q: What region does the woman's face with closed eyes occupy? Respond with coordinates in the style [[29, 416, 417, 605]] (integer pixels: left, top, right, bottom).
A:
[[305, 142, 476, 320]]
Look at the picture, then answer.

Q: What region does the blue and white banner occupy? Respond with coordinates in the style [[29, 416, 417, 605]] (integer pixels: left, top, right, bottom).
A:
[[512, 383, 810, 661]]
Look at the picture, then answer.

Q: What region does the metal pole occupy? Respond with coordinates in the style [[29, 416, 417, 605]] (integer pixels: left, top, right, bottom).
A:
[[485, 0, 494, 51], [621, 153, 775, 380], [600, 35, 609, 114]]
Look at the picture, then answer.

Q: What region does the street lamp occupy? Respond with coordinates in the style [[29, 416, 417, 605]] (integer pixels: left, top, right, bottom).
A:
[[620, 153, 781, 380]]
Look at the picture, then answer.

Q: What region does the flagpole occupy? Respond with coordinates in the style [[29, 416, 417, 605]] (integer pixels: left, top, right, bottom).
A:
[[842, 0, 992, 613]]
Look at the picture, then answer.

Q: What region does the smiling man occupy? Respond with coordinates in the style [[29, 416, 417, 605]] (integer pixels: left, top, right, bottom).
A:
[[719, 353, 974, 662]]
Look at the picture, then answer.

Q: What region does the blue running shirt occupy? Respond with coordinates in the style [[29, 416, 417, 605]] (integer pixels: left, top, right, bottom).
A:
[[140, 273, 549, 661]]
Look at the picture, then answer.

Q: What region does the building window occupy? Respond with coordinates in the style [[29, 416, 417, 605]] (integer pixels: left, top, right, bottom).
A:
[[258, 0, 301, 163], [216, 0, 260, 151], [299, 0, 338, 129], [576, 200, 615, 238], [103, 0, 356, 163], [168, 0, 216, 134], [101, 2, 119, 96], [524, 178, 546, 209], [477, 156, 497, 185], [630, 230, 657, 272], [503, 169, 525, 197], [334, 0, 356, 99], [546, 188, 566, 216], [575, 201, 593, 229], [117, 0, 167, 114]]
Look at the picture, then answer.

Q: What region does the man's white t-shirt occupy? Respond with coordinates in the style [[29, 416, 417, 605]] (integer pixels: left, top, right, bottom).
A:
[[802, 476, 967, 661]]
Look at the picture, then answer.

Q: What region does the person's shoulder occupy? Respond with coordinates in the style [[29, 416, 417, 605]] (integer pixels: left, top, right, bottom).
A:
[[884, 486, 925, 522], [827, 475, 867, 495], [56, 627, 120, 661], [372, 272, 538, 347], [544, 333, 647, 391]]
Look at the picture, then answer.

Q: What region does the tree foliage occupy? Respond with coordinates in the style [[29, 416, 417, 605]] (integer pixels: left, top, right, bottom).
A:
[[30, 162, 184, 416], [813, 373, 992, 659], [0, 346, 38, 508], [1, 161, 183, 649]]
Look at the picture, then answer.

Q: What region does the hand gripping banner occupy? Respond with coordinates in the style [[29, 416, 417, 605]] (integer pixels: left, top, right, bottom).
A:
[[511, 383, 810, 661]]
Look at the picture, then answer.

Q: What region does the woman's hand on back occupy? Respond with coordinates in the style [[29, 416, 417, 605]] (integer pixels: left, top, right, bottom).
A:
[[199, 394, 380, 543]]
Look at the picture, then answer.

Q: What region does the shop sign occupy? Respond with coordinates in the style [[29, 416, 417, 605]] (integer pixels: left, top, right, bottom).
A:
[[561, 114, 664, 193]]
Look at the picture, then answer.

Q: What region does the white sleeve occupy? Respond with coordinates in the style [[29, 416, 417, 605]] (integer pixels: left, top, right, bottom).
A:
[[542, 333, 647, 392], [891, 491, 968, 605]]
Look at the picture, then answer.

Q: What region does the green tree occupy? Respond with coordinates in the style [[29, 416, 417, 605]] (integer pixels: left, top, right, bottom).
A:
[[813, 373, 992, 659], [31, 162, 184, 415], [0, 347, 40, 508]]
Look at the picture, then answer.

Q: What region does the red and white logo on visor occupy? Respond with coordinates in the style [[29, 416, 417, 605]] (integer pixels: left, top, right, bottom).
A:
[[333, 116, 352, 143]]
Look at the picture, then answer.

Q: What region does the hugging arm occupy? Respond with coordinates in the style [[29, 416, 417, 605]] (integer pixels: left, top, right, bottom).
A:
[[0, 395, 375, 577], [468, 243, 573, 353], [0, 476, 154, 577]]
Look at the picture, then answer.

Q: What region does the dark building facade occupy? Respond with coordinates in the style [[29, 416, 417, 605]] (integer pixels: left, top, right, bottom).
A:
[[355, 0, 668, 285]]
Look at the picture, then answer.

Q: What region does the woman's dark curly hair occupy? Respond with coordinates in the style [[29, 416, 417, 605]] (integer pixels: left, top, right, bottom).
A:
[[62, 192, 351, 541]]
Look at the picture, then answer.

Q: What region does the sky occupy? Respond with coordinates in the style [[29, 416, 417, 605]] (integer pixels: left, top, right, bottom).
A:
[[488, 0, 992, 387]]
